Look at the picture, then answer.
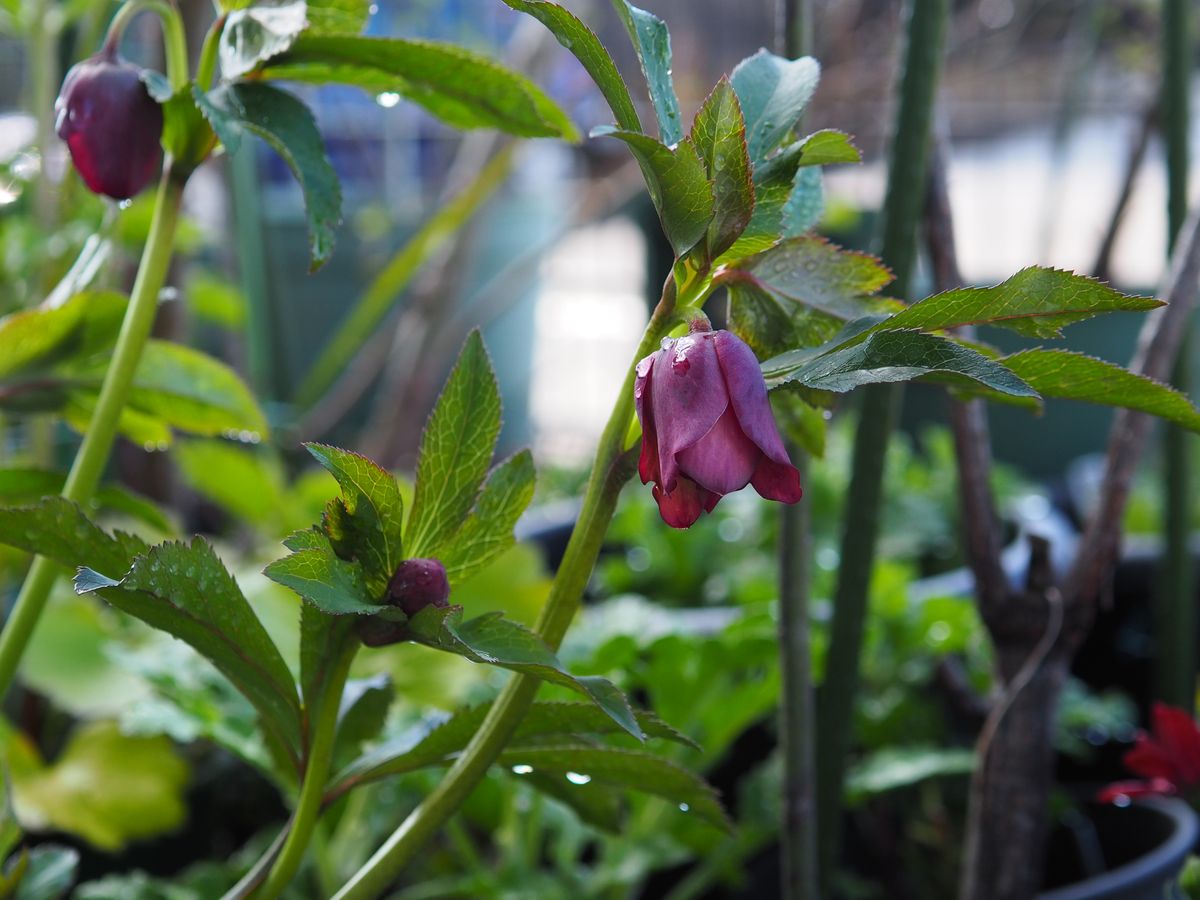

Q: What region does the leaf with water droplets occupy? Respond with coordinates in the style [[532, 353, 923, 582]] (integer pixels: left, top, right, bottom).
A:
[[75, 539, 304, 770], [730, 50, 820, 162], [0, 496, 148, 575], [592, 127, 714, 256], [218, 1, 307, 79], [689, 77, 753, 262], [610, 0, 682, 144], [195, 82, 342, 271]]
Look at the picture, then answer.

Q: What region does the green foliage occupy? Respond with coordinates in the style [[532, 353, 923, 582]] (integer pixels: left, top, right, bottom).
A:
[[844, 746, 974, 806], [610, 0, 682, 144], [8, 845, 78, 900], [196, 82, 341, 270], [186, 275, 247, 329], [689, 78, 754, 263], [265, 530, 378, 616], [406, 331, 503, 559], [75, 540, 304, 770], [730, 50, 821, 163], [438, 450, 536, 585], [3, 721, 187, 851], [406, 606, 644, 740], [0, 496, 148, 576], [500, 0, 642, 133], [305, 0, 372, 34], [591, 128, 714, 256], [262, 36, 578, 141], [333, 674, 394, 770]]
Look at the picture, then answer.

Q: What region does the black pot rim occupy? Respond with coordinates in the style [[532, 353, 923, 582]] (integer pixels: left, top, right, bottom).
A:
[[1039, 797, 1198, 900]]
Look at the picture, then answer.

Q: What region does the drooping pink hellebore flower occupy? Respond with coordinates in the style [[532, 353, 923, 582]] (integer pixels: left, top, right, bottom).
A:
[[634, 324, 803, 528]]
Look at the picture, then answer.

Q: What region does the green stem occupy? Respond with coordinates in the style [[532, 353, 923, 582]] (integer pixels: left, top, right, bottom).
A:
[[814, 0, 948, 889], [331, 283, 679, 900], [105, 0, 189, 90], [0, 167, 185, 702], [1156, 0, 1193, 709], [196, 14, 225, 91], [256, 641, 358, 899]]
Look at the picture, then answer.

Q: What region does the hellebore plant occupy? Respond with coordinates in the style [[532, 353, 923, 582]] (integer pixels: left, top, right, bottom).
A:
[[3, 0, 1200, 898]]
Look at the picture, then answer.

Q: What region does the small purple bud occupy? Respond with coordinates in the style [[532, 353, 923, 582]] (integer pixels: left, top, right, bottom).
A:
[[387, 558, 450, 617], [55, 49, 163, 200]]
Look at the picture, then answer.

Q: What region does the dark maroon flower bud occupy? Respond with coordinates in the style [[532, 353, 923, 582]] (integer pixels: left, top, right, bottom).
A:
[[634, 326, 803, 528], [387, 558, 450, 617], [55, 48, 163, 200]]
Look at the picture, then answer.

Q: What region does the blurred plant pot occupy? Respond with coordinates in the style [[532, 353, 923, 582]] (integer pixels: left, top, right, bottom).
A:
[[1040, 798, 1197, 900]]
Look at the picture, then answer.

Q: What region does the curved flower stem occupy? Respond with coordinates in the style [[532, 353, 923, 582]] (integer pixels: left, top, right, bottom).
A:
[[104, 0, 190, 90], [195, 14, 226, 91], [331, 280, 679, 900], [0, 165, 185, 703], [255, 640, 358, 899]]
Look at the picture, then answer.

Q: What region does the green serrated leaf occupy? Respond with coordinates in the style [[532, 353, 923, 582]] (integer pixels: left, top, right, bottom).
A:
[[175, 440, 285, 531], [521, 769, 624, 832], [1000, 349, 1200, 431], [439, 450, 535, 585], [0, 497, 148, 575], [161, 87, 217, 172], [499, 745, 729, 830], [724, 163, 824, 260], [610, 0, 682, 144], [261, 35, 578, 141], [306, 443, 404, 596], [406, 607, 644, 740], [407, 332, 502, 559], [0, 290, 124, 380], [592, 128, 714, 256], [0, 470, 168, 532], [500, 0, 641, 133], [875, 267, 1161, 338], [332, 700, 694, 792], [75, 540, 303, 768], [767, 329, 1038, 397], [730, 50, 820, 162], [782, 165, 824, 235], [689, 77, 753, 261], [196, 82, 341, 271], [753, 129, 861, 186], [722, 236, 895, 359], [219, 1, 306, 79], [265, 549, 379, 616]]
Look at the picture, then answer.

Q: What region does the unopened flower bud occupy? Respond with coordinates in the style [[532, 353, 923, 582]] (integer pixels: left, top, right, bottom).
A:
[[55, 48, 163, 200], [387, 558, 450, 617]]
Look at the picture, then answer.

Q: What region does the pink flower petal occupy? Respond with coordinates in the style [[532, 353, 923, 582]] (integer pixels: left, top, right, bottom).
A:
[[1149, 703, 1200, 786], [752, 456, 804, 504], [635, 354, 661, 486], [712, 330, 795, 468], [652, 477, 719, 528], [650, 335, 728, 493], [677, 406, 761, 494]]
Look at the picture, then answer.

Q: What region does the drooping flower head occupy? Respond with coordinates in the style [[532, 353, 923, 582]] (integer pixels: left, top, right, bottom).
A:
[[634, 322, 802, 528], [1098, 703, 1200, 804], [55, 47, 163, 200]]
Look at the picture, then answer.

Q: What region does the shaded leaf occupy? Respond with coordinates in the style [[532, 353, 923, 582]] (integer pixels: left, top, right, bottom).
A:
[[845, 746, 974, 806], [765, 329, 1037, 397], [333, 700, 694, 791], [500, 0, 641, 133], [753, 130, 861, 186], [333, 674, 393, 769], [875, 267, 1160, 339], [219, 1, 307, 79], [299, 601, 357, 714], [592, 128, 714, 256], [439, 450, 536, 585], [75, 540, 303, 767], [175, 440, 285, 531], [407, 607, 644, 740], [406, 332, 502, 559], [689, 78, 753, 261], [14, 845, 78, 900], [1000, 349, 1200, 431], [610, 0, 682, 144], [0, 291, 124, 380], [522, 770, 624, 832], [43, 236, 111, 309], [306, 444, 404, 596], [262, 35, 578, 141], [0, 497, 148, 576], [196, 82, 341, 270], [730, 50, 820, 162], [498, 745, 728, 830]]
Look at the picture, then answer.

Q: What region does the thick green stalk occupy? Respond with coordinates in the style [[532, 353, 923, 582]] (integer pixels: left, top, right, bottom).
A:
[[105, 0, 189, 90], [815, 0, 948, 886], [256, 641, 358, 900], [332, 286, 678, 900], [0, 167, 185, 701], [1156, 0, 1193, 710]]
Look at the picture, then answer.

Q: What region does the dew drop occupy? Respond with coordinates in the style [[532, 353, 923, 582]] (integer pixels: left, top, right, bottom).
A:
[[678, 802, 690, 812], [511, 764, 533, 775], [671, 355, 690, 375], [376, 92, 401, 108], [565, 772, 591, 785], [368, 2, 378, 12], [118, 199, 133, 210]]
